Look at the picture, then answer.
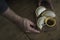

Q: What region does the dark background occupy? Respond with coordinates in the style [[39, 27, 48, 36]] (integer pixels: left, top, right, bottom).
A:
[[0, 0, 60, 40]]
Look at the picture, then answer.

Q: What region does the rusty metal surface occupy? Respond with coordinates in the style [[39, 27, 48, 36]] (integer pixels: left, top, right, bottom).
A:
[[0, 0, 60, 40]]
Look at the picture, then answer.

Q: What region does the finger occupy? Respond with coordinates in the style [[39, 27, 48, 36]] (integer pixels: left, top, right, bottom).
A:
[[29, 27, 40, 33], [30, 21, 36, 27]]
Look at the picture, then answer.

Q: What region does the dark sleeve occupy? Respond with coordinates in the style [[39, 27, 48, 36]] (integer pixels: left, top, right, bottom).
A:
[[0, 0, 8, 14]]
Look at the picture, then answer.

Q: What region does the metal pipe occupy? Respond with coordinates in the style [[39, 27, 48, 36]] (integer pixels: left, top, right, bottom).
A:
[[35, 6, 56, 30]]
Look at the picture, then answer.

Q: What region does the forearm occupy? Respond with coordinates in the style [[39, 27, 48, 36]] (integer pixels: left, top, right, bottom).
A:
[[2, 7, 24, 25]]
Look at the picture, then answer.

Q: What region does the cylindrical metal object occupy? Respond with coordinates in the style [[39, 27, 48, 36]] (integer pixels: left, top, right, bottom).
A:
[[35, 6, 46, 17], [44, 17, 56, 27], [35, 6, 56, 30]]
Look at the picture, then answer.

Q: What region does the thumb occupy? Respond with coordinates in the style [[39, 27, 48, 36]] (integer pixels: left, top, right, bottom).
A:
[[29, 27, 40, 33]]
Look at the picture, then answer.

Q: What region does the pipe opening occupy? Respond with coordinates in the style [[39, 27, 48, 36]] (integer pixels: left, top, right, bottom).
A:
[[45, 17, 56, 27], [47, 19, 54, 25]]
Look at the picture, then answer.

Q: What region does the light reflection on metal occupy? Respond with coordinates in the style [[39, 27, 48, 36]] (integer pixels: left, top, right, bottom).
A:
[[35, 6, 56, 30]]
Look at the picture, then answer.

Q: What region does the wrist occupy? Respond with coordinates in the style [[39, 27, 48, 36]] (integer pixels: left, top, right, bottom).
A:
[[16, 16, 24, 27]]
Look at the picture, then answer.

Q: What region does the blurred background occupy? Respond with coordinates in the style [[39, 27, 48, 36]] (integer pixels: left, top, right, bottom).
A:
[[0, 0, 60, 40]]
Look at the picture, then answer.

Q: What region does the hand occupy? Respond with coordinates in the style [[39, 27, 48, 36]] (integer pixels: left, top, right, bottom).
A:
[[23, 18, 40, 33], [2, 7, 40, 33]]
